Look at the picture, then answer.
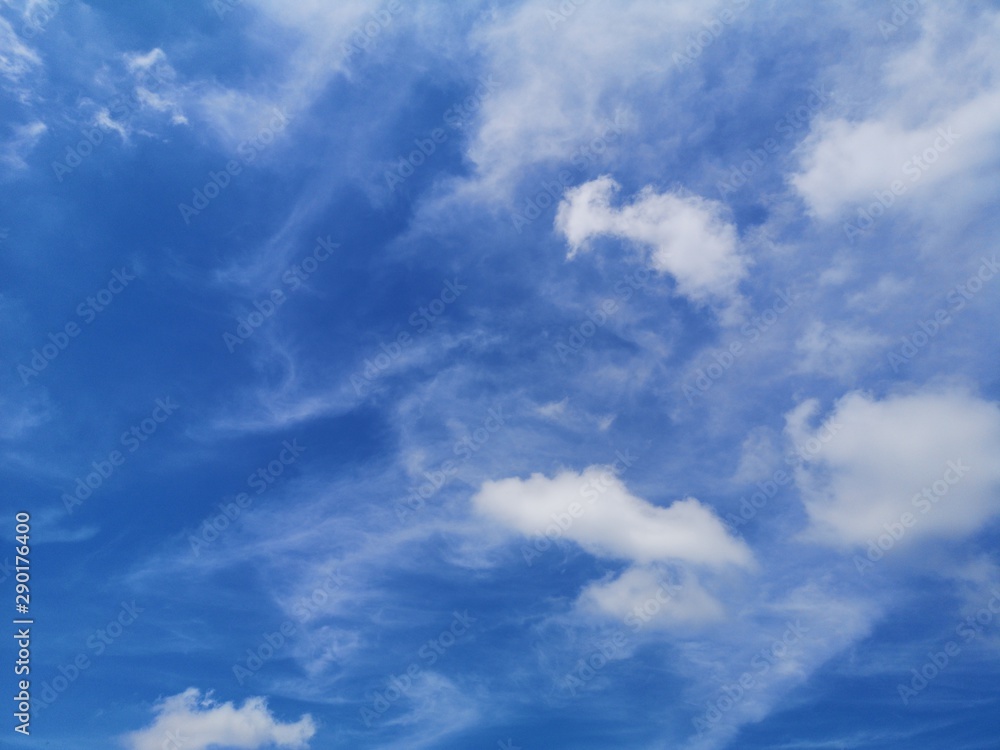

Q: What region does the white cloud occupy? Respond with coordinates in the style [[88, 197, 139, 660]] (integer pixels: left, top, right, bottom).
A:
[[122, 48, 191, 128], [791, 116, 969, 221], [793, 321, 888, 380], [124, 47, 169, 74], [123, 688, 315, 750], [556, 176, 746, 309], [117, 47, 298, 146], [215, 0, 404, 137], [471, 466, 752, 567], [0, 15, 40, 84], [679, 582, 877, 750], [0, 119, 45, 170], [791, 388, 1000, 547], [378, 671, 480, 747], [536, 397, 569, 419], [93, 107, 130, 141], [467, 0, 728, 191], [791, 5, 1000, 220], [577, 565, 724, 626], [845, 274, 911, 313]]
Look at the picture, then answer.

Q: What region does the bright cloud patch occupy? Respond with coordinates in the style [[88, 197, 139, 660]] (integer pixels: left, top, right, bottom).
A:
[[472, 466, 752, 567], [467, 0, 729, 190], [123, 688, 316, 750], [9, 2, 1000, 748], [790, 116, 971, 221], [577, 565, 725, 627], [1, 119, 45, 170], [556, 176, 746, 307], [791, 389, 1000, 547], [0, 16, 40, 84], [791, 5, 1000, 221]]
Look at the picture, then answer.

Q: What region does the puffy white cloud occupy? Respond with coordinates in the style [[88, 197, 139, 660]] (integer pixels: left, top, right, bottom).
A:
[[577, 565, 724, 627], [791, 115, 969, 221], [791, 389, 1000, 547], [556, 176, 746, 307], [471, 466, 752, 567], [123, 689, 315, 750], [791, 5, 1000, 220]]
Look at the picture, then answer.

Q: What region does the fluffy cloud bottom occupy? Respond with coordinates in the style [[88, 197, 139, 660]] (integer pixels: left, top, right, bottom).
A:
[[791, 388, 1000, 547], [556, 176, 746, 309], [122, 688, 316, 750], [472, 465, 753, 567]]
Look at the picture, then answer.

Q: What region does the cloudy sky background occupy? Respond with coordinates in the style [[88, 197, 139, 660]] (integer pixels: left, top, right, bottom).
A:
[[2, 0, 1000, 748]]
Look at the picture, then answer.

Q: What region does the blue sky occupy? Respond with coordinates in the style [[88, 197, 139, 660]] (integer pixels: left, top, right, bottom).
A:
[[2, 1, 1000, 748]]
